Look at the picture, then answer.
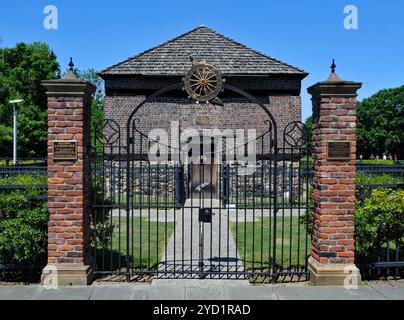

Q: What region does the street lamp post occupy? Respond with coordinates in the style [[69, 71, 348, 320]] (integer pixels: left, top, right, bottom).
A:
[[9, 99, 23, 165]]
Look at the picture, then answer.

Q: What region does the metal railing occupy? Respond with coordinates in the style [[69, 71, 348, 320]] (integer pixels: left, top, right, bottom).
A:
[[0, 166, 47, 178], [1, 167, 403, 281], [0, 158, 47, 178]]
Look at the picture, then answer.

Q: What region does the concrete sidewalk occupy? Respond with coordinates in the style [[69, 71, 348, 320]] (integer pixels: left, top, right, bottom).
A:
[[0, 280, 403, 300]]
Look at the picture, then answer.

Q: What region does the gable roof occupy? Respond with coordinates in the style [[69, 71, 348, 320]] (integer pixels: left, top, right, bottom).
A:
[[99, 26, 307, 77]]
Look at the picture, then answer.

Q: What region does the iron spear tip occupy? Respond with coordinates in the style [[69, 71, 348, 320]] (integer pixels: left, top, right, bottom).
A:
[[331, 59, 336, 73], [68, 57, 74, 71]]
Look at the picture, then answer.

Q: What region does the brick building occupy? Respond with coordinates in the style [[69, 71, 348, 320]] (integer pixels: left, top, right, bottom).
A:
[[98, 26, 308, 149], [98, 26, 308, 198], [42, 26, 363, 286]]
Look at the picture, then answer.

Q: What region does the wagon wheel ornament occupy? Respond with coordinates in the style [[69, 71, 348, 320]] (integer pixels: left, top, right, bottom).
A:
[[184, 63, 223, 103]]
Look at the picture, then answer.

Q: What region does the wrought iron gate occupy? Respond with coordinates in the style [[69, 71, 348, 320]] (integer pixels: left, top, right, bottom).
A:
[[91, 64, 311, 283]]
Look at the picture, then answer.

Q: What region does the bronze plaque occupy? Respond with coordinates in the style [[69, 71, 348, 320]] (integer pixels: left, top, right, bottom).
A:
[[327, 142, 351, 160], [196, 116, 211, 126], [53, 141, 78, 161]]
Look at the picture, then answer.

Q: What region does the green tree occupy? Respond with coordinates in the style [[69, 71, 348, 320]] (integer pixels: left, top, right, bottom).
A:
[[73, 69, 104, 151], [0, 42, 60, 158], [357, 86, 404, 159], [0, 124, 12, 160], [302, 116, 312, 157]]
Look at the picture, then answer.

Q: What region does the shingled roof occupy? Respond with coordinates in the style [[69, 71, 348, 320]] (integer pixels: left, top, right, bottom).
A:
[[99, 26, 307, 77]]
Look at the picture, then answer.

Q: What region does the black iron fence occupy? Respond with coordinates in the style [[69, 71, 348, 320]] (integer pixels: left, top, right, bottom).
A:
[[0, 158, 48, 178], [299, 161, 404, 182], [357, 163, 404, 181], [1, 162, 403, 281]]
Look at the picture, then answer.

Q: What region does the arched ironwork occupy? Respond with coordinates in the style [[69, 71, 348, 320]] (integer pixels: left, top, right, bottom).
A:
[[126, 83, 278, 151], [283, 121, 308, 148], [91, 65, 311, 284]]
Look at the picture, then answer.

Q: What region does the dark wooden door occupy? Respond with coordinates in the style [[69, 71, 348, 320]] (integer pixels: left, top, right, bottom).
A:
[[191, 162, 218, 199]]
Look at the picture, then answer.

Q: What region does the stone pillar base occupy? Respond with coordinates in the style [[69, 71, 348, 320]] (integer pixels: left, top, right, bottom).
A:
[[41, 264, 93, 286], [308, 257, 361, 286]]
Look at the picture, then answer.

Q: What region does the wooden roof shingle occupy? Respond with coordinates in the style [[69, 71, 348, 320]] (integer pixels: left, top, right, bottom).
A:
[[99, 26, 307, 77]]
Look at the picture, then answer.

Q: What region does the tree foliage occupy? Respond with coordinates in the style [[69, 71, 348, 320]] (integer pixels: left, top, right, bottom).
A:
[[303, 116, 313, 156], [0, 42, 106, 159], [0, 42, 60, 158], [355, 188, 404, 257], [357, 86, 404, 159], [73, 68, 104, 143]]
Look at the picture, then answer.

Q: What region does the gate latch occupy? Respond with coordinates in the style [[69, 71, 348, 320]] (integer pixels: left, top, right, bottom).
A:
[[199, 208, 213, 223], [195, 182, 210, 192]]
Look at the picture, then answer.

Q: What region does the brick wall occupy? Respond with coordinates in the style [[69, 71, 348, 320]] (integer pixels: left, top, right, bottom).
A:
[[104, 75, 303, 93], [103, 94, 302, 152]]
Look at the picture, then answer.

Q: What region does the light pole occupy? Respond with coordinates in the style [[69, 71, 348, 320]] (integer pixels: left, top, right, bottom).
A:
[[9, 99, 23, 165]]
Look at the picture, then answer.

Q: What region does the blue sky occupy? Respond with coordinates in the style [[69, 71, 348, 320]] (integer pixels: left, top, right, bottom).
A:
[[1, 0, 403, 120]]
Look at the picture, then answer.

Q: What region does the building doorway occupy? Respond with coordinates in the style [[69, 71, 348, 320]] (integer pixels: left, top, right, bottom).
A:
[[189, 136, 219, 199]]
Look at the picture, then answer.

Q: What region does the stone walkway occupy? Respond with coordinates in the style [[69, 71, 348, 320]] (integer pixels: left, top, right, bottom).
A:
[[0, 281, 403, 300], [156, 199, 245, 280]]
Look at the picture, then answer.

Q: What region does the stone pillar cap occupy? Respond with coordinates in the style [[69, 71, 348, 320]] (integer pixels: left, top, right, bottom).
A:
[[307, 60, 362, 97], [41, 57, 96, 96]]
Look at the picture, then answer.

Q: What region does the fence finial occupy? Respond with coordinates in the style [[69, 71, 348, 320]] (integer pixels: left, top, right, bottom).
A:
[[331, 59, 336, 73], [64, 57, 77, 80], [326, 59, 342, 82], [68, 57, 75, 71]]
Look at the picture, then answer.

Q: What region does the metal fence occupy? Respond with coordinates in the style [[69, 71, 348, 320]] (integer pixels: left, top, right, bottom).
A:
[[299, 161, 404, 180], [0, 166, 48, 178], [357, 163, 404, 181], [0, 158, 48, 178], [1, 163, 403, 281]]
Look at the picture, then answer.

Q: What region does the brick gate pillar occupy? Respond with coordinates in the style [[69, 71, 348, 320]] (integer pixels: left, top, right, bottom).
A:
[[41, 62, 95, 286], [307, 62, 362, 285]]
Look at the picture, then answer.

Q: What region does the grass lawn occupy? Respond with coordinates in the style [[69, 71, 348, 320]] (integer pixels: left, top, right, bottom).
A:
[[96, 217, 175, 271], [114, 194, 176, 209], [230, 215, 310, 271]]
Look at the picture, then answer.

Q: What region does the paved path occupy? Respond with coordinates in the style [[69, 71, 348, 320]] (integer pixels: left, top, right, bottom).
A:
[[0, 281, 403, 300], [111, 199, 307, 279], [156, 199, 245, 280]]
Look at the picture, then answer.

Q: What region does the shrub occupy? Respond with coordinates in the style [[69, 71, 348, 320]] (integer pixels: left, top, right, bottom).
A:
[[299, 189, 313, 233], [0, 175, 48, 265], [0, 173, 114, 267], [91, 175, 114, 249], [300, 187, 404, 258], [355, 188, 404, 257], [0, 174, 47, 186]]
